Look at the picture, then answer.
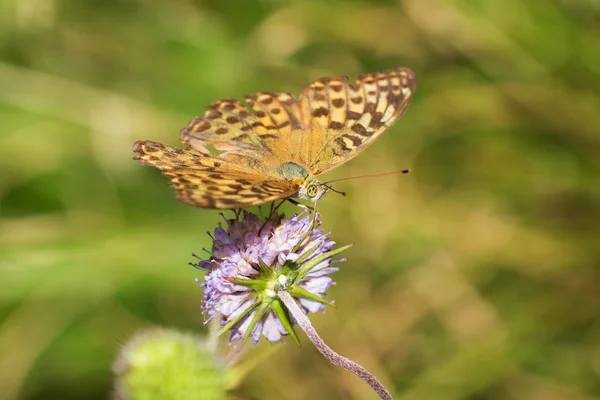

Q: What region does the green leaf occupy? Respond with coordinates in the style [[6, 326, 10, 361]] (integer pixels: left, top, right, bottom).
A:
[[227, 277, 266, 290], [288, 285, 334, 308], [257, 257, 273, 275], [271, 297, 300, 346], [217, 298, 260, 337], [242, 299, 272, 341], [294, 244, 352, 282]]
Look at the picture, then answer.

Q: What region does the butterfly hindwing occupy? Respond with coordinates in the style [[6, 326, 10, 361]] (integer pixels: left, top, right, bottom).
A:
[[179, 98, 268, 159], [179, 94, 304, 170], [133, 140, 299, 209]]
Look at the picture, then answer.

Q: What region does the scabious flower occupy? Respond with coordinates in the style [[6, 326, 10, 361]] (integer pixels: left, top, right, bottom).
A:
[[193, 211, 350, 344]]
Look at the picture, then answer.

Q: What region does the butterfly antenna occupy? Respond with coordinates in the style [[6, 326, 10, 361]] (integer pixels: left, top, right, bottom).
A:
[[322, 184, 347, 197], [323, 169, 411, 185]]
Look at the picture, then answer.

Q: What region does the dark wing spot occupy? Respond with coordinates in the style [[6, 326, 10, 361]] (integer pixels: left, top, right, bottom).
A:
[[329, 121, 344, 129], [351, 123, 371, 137], [343, 134, 362, 146], [226, 116, 239, 124], [261, 97, 273, 105], [351, 97, 363, 104], [313, 93, 327, 101], [271, 108, 281, 115], [194, 121, 211, 132], [368, 111, 384, 128], [388, 93, 402, 105], [222, 103, 235, 112], [335, 136, 351, 152], [219, 198, 243, 206], [312, 107, 329, 117], [215, 127, 228, 135], [255, 110, 266, 118], [346, 111, 362, 120], [330, 84, 343, 92], [331, 98, 345, 108], [206, 111, 222, 120]]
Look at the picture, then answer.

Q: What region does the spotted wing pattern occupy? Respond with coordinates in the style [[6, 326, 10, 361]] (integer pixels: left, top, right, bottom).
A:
[[133, 141, 299, 209], [299, 67, 416, 175], [134, 67, 416, 209], [180, 93, 305, 170]]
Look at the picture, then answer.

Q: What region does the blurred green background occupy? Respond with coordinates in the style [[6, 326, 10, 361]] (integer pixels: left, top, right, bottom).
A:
[[1, 0, 599, 399]]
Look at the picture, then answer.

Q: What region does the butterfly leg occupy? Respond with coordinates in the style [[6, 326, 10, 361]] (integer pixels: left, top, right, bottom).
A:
[[258, 200, 286, 234], [267, 201, 276, 219], [233, 208, 243, 221]]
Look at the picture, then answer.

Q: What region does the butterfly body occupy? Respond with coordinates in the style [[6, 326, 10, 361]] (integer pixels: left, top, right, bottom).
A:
[[271, 162, 326, 201], [133, 67, 416, 209]]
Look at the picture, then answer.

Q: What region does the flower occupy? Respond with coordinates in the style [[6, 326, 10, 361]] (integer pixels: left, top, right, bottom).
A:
[[192, 211, 350, 344]]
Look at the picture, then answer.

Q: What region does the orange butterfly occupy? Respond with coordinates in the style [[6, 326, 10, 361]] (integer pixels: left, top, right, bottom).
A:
[[133, 67, 415, 209]]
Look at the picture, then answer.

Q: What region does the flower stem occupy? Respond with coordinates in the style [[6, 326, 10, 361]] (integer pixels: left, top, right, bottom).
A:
[[277, 290, 393, 400]]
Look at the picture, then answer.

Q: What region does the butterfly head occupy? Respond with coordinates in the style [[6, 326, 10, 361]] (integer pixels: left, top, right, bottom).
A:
[[298, 177, 329, 203]]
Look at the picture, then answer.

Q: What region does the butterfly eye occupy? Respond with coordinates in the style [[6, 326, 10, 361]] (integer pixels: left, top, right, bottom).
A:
[[306, 184, 319, 198]]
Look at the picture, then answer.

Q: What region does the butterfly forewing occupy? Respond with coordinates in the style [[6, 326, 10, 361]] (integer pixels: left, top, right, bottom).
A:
[[179, 98, 268, 160], [303, 67, 415, 175], [180, 94, 304, 171]]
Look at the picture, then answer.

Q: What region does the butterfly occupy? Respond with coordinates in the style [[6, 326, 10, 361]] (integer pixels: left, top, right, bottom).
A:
[[133, 67, 416, 209]]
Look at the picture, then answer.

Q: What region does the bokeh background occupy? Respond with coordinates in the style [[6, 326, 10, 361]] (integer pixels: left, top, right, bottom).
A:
[[1, 0, 599, 399]]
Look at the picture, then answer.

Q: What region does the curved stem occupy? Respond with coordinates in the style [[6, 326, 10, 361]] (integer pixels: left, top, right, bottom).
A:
[[277, 290, 393, 400]]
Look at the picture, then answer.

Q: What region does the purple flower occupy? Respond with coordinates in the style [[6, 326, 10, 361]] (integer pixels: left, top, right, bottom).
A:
[[193, 211, 350, 344]]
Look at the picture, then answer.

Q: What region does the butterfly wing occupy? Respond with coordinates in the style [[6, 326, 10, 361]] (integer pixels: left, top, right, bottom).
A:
[[133, 140, 299, 209], [178, 67, 415, 177], [179, 95, 305, 170], [298, 67, 416, 175], [135, 67, 414, 208]]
